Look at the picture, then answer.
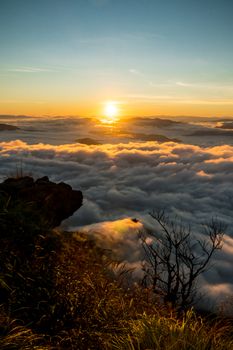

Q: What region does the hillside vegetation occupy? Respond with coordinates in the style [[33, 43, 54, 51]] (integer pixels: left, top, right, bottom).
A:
[[0, 177, 233, 349]]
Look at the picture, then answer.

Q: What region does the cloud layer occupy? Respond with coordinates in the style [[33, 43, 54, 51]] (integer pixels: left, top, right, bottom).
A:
[[1, 139, 233, 225], [1, 137, 233, 310]]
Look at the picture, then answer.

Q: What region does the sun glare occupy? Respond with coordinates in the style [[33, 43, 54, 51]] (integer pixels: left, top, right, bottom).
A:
[[101, 102, 119, 124]]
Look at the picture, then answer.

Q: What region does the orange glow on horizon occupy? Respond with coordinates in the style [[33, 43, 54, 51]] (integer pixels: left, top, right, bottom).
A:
[[0, 99, 233, 118]]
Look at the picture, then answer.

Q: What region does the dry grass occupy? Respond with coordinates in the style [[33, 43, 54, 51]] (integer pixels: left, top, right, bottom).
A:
[[1, 196, 233, 349], [110, 309, 233, 350]]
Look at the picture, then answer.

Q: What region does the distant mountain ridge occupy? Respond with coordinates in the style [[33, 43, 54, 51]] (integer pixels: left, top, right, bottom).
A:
[[0, 123, 19, 131]]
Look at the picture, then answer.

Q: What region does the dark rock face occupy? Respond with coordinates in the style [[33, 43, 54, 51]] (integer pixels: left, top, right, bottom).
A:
[[0, 123, 19, 131], [216, 122, 233, 130], [76, 137, 102, 145], [0, 176, 83, 227]]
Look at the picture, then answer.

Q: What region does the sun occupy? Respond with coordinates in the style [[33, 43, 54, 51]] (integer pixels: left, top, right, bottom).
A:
[[105, 102, 118, 118], [101, 101, 119, 124]]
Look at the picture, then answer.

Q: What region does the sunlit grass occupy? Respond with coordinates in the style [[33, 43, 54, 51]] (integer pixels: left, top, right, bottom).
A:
[[110, 310, 233, 350]]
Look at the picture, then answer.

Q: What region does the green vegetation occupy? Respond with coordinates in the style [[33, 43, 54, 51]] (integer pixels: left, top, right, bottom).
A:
[[0, 192, 233, 349]]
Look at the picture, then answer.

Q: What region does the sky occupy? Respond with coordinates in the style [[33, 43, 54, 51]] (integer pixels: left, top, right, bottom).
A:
[[1, 0, 233, 117]]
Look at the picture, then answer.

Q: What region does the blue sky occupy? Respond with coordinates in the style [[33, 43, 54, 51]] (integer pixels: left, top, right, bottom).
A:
[[1, 0, 233, 116]]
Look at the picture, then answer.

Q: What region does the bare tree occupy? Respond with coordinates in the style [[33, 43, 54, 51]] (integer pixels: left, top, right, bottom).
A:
[[140, 210, 225, 310]]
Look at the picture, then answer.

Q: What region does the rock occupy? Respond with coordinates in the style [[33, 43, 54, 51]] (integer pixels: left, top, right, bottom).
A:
[[76, 137, 102, 145], [0, 123, 19, 131], [129, 132, 181, 143], [216, 122, 233, 130], [0, 176, 83, 227]]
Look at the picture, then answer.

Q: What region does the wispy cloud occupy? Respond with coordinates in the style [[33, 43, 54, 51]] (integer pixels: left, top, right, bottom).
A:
[[176, 81, 194, 87], [180, 99, 233, 105], [128, 67, 233, 93], [125, 94, 173, 101], [0, 99, 45, 104], [129, 68, 146, 78], [129, 68, 161, 88], [123, 94, 233, 105], [7, 66, 55, 73], [175, 81, 233, 92]]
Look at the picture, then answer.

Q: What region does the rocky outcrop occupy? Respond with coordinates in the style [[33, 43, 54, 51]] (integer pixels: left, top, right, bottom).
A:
[[76, 137, 102, 145], [0, 123, 19, 131], [0, 176, 83, 227]]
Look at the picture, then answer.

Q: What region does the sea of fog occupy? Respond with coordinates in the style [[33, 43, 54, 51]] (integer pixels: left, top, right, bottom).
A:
[[1, 114, 233, 311]]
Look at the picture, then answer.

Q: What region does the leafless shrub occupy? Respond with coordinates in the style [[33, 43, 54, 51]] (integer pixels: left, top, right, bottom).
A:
[[140, 210, 225, 310]]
